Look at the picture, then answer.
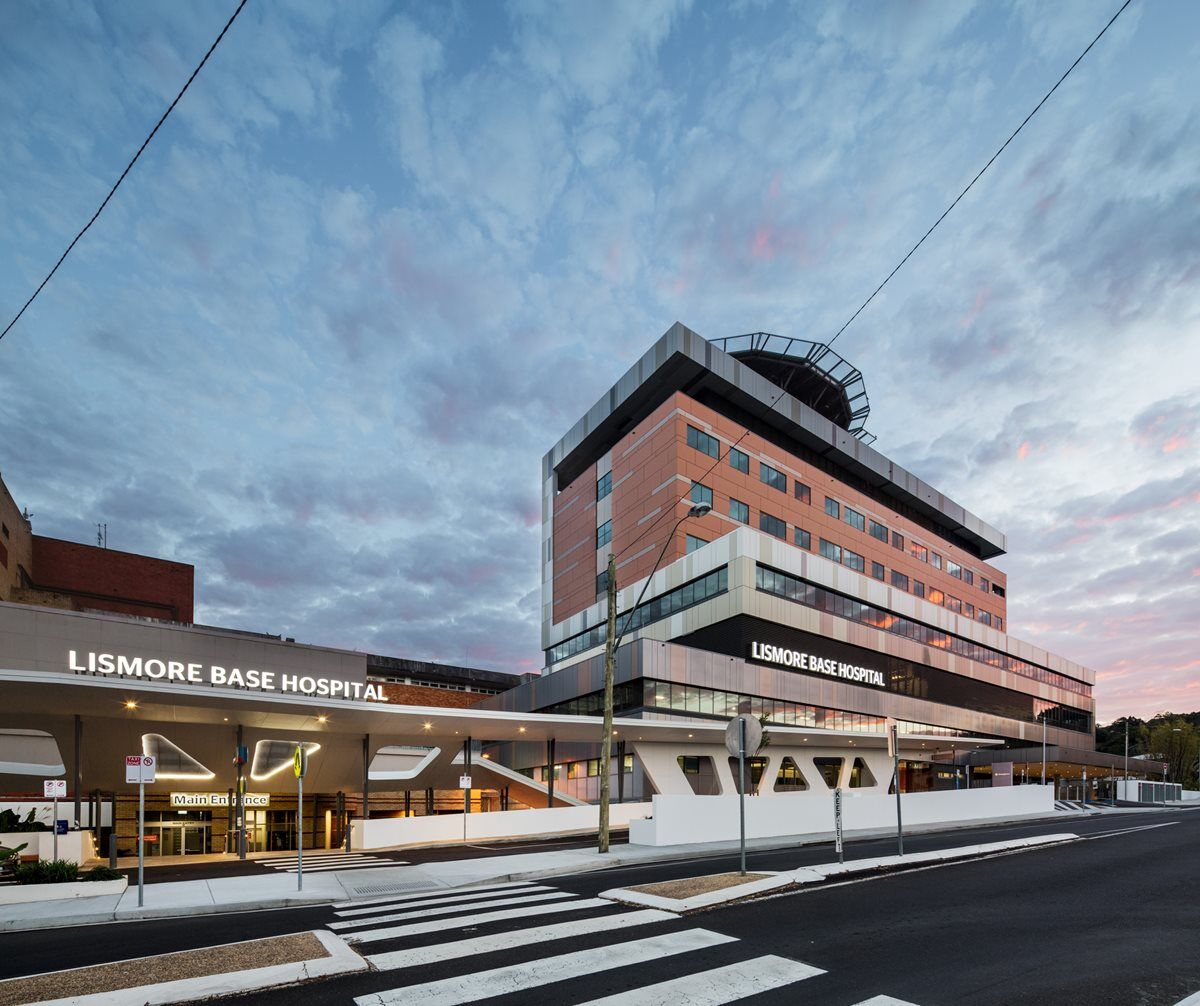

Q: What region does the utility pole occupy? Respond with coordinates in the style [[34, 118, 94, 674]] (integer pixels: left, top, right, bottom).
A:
[[597, 501, 711, 854], [598, 554, 617, 854], [1124, 719, 1129, 802]]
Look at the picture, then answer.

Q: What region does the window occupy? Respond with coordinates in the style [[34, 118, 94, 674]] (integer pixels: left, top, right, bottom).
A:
[[844, 507, 866, 532], [825, 497, 840, 519], [931, 552, 942, 570], [871, 562, 885, 581], [794, 482, 811, 504], [686, 534, 708, 554], [947, 560, 962, 580], [729, 498, 750, 524], [690, 482, 713, 507], [995, 616, 1003, 631], [596, 471, 612, 501], [978, 611, 992, 627], [992, 583, 1006, 598], [729, 447, 750, 474], [843, 549, 865, 572], [869, 520, 889, 542], [908, 541, 928, 563], [964, 602, 975, 618], [819, 539, 842, 563], [891, 570, 909, 591], [687, 424, 719, 459], [794, 527, 811, 550], [980, 577, 990, 593], [759, 512, 786, 539], [963, 570, 974, 586], [945, 594, 962, 613], [596, 520, 612, 549], [928, 587, 944, 605], [913, 579, 925, 598], [891, 530, 904, 551], [760, 462, 786, 493], [596, 570, 609, 596]]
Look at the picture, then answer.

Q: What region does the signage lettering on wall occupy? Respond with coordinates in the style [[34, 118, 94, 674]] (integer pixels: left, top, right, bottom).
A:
[[68, 650, 388, 703], [749, 641, 886, 688], [171, 792, 269, 808]]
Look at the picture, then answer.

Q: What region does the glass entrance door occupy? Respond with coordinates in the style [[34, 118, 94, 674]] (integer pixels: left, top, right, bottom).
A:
[[156, 823, 209, 855]]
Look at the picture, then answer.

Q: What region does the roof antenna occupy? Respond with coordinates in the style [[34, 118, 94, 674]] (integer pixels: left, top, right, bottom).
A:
[[96, 522, 107, 548]]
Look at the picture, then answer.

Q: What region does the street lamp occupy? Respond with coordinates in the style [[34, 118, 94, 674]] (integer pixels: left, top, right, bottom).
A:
[[597, 500, 712, 853]]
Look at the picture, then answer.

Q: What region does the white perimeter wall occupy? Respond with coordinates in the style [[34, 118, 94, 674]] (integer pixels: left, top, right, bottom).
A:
[[351, 801, 652, 850], [629, 785, 1054, 846]]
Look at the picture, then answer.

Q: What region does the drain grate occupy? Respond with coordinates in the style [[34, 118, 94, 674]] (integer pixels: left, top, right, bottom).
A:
[[343, 880, 444, 897]]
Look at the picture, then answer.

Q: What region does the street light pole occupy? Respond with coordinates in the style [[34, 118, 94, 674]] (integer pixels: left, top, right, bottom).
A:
[[1041, 715, 1047, 787], [598, 501, 711, 854]]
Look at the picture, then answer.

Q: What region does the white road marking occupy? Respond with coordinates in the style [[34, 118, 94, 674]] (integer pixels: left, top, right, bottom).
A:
[[354, 928, 738, 1006], [331, 890, 575, 929], [341, 897, 612, 943], [333, 881, 534, 910], [574, 954, 825, 1005], [850, 997, 923, 1005], [365, 908, 676, 970], [336, 885, 555, 917], [274, 862, 408, 873], [1171, 990, 1200, 1006]]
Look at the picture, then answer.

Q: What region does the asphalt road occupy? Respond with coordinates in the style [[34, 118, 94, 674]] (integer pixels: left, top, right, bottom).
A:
[[3, 808, 1197, 1006]]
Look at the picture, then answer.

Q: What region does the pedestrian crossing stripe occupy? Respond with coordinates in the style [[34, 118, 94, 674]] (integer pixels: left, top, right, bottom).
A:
[[353, 928, 739, 1006], [573, 954, 825, 1005], [336, 885, 557, 917], [365, 908, 676, 970], [331, 890, 576, 930], [341, 897, 614, 943], [332, 880, 535, 910]]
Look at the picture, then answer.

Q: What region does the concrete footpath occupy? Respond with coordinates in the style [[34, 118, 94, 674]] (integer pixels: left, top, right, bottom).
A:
[[0, 807, 1114, 932]]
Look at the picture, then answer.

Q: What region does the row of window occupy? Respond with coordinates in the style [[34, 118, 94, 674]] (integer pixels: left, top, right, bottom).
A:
[[823, 495, 1005, 599], [754, 564, 1090, 696], [531, 754, 636, 783], [686, 423, 1003, 601], [816, 536, 1001, 626], [540, 678, 966, 737], [683, 473, 1004, 628], [548, 566, 730, 664]]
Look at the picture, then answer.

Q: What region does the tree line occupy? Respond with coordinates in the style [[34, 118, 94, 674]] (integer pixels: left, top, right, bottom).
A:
[[1096, 711, 1200, 788]]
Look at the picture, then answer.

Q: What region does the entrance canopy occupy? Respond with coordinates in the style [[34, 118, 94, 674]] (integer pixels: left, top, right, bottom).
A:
[[0, 669, 1001, 793]]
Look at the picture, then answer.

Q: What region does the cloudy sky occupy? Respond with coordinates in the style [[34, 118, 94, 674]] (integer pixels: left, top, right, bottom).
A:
[[1, 0, 1196, 723]]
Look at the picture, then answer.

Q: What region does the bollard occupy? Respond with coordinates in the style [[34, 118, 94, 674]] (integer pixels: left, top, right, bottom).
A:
[[108, 832, 118, 869]]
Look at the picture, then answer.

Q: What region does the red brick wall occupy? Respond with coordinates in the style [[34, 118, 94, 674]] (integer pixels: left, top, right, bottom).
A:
[[31, 536, 195, 622], [375, 682, 497, 708], [552, 460, 599, 624], [553, 391, 1007, 629]]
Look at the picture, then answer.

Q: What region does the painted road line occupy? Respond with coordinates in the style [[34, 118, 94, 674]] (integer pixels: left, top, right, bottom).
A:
[[337, 886, 556, 917], [354, 928, 738, 1006], [341, 898, 613, 943], [574, 954, 825, 1005], [263, 855, 387, 865], [333, 881, 535, 910], [274, 863, 409, 874], [331, 890, 576, 930], [850, 997, 923, 1005], [365, 909, 677, 970], [267, 859, 386, 869]]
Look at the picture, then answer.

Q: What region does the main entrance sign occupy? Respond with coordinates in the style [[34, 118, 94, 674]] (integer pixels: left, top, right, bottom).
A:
[[749, 640, 885, 688], [171, 792, 269, 808], [68, 650, 388, 702]]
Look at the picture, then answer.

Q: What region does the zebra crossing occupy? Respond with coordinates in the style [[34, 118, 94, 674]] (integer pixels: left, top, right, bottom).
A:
[[258, 850, 406, 874], [324, 879, 923, 1005]]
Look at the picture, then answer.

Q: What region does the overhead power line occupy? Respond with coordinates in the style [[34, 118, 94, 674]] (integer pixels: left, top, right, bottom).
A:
[[611, 0, 1134, 571], [0, 0, 250, 345]]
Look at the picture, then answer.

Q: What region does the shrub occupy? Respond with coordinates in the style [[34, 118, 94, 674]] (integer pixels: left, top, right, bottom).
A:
[[14, 859, 79, 885], [0, 809, 50, 833], [83, 866, 123, 882]]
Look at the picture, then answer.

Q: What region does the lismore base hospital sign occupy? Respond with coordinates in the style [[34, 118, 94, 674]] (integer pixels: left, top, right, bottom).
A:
[[749, 641, 886, 688], [68, 650, 389, 702]]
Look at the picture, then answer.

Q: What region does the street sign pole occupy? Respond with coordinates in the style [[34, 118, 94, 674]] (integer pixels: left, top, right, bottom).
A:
[[833, 787, 844, 864], [891, 723, 904, 856], [52, 792, 58, 861], [738, 716, 746, 876], [138, 774, 145, 907], [297, 770, 303, 892]]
